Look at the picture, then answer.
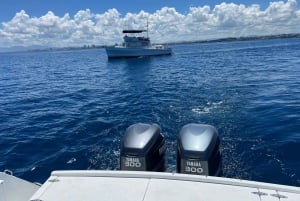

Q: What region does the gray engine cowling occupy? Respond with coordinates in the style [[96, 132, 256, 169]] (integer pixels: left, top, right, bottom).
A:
[[177, 123, 222, 176], [120, 123, 166, 171]]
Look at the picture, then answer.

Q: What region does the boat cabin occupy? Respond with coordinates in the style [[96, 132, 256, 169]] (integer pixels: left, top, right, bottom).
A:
[[122, 30, 151, 48]]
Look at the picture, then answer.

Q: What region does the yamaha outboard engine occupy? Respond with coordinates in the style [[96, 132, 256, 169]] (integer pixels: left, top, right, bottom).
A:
[[120, 123, 166, 171], [177, 123, 222, 176]]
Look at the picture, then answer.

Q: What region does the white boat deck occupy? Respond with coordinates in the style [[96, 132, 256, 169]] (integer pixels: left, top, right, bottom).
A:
[[0, 171, 40, 201], [29, 170, 300, 201]]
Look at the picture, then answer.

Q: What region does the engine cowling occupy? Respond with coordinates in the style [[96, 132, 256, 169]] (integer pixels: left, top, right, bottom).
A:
[[177, 123, 222, 176], [120, 123, 166, 171]]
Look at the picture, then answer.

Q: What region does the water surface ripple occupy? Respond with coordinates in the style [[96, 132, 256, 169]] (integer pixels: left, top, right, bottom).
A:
[[0, 38, 300, 185]]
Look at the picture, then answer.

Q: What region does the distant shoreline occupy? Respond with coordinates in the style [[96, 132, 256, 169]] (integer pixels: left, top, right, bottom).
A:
[[1, 33, 299, 53], [167, 33, 300, 45]]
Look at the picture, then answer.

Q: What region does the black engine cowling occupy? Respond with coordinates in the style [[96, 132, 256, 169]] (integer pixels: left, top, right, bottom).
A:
[[177, 123, 222, 176], [120, 123, 166, 171]]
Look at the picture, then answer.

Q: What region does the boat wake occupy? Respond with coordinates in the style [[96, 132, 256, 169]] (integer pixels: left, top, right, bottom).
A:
[[192, 101, 223, 115]]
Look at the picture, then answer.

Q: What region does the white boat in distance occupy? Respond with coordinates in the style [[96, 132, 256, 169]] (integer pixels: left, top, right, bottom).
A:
[[105, 29, 172, 58]]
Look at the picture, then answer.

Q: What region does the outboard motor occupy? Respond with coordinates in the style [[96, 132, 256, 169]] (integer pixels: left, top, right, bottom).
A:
[[177, 123, 222, 176], [120, 123, 166, 171]]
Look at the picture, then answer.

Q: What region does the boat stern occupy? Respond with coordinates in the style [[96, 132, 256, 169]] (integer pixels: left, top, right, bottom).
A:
[[0, 170, 40, 201]]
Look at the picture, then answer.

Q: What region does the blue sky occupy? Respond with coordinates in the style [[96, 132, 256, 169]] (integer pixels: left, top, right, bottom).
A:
[[0, 0, 299, 48]]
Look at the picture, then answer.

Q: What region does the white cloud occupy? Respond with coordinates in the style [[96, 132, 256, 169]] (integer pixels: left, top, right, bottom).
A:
[[0, 0, 299, 48]]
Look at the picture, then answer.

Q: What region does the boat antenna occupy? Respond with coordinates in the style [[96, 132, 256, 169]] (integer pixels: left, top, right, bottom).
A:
[[146, 18, 149, 38]]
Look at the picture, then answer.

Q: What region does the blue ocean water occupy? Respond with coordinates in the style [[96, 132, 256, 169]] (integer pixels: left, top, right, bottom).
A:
[[0, 38, 300, 186]]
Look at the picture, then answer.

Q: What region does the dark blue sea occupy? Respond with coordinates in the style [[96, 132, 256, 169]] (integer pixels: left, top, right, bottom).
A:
[[1, 38, 300, 186]]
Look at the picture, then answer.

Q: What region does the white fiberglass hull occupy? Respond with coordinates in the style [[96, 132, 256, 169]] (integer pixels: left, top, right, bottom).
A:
[[1, 170, 300, 201], [105, 46, 172, 58]]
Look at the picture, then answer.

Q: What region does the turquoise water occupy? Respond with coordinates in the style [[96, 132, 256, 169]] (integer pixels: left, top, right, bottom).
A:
[[1, 38, 300, 185]]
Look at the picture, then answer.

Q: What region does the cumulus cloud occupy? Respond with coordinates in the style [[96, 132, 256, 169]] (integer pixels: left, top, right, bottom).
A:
[[0, 0, 299, 47]]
